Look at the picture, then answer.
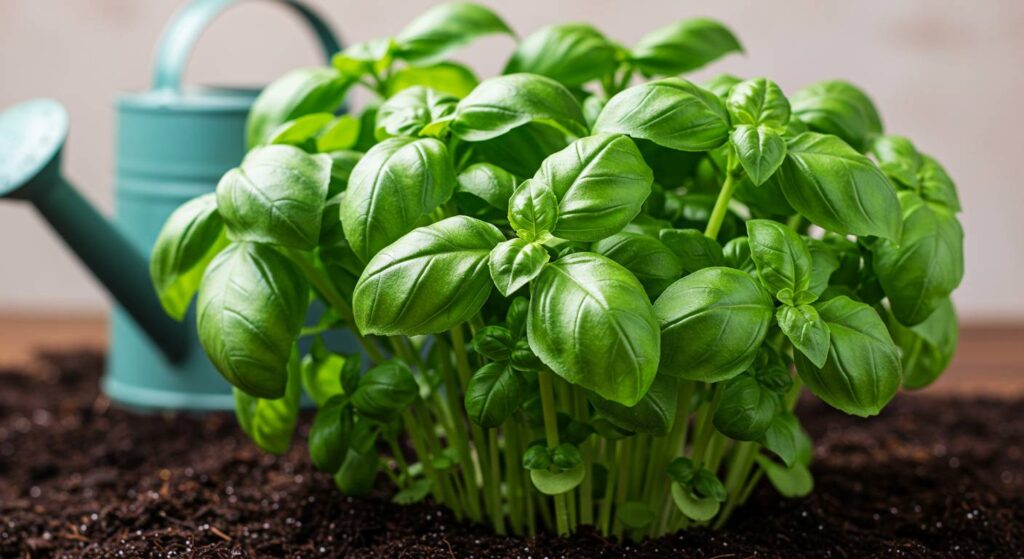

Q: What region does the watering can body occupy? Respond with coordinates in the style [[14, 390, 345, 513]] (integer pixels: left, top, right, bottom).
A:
[[0, 0, 349, 411]]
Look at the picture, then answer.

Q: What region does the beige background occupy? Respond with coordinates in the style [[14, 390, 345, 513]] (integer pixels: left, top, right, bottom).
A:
[[0, 1, 1021, 321]]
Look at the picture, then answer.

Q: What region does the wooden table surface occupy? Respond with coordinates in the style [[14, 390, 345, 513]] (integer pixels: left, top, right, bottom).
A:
[[0, 314, 1021, 396]]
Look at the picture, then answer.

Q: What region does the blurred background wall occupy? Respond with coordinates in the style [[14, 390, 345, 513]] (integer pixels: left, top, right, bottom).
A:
[[0, 0, 1020, 322]]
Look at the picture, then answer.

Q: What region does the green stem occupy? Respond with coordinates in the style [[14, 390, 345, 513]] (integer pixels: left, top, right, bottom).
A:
[[488, 428, 506, 535], [705, 154, 741, 240], [434, 339, 483, 521], [538, 369, 570, 536]]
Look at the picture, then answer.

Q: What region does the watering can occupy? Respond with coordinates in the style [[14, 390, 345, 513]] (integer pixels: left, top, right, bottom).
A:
[[0, 0, 345, 411]]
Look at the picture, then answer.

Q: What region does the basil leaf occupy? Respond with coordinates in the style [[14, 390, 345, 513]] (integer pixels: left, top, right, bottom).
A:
[[309, 395, 353, 472], [464, 362, 525, 428], [671, 483, 720, 522], [693, 469, 727, 502], [773, 132, 901, 240], [351, 360, 419, 421], [353, 216, 503, 336], [918, 154, 961, 212], [887, 298, 958, 389], [869, 134, 921, 189], [340, 137, 455, 262], [395, 2, 514, 66], [504, 24, 618, 87], [245, 67, 352, 149], [722, 236, 754, 274], [508, 178, 558, 241], [594, 78, 731, 152], [727, 78, 790, 128], [527, 253, 661, 406], [386, 62, 479, 98], [631, 18, 742, 76], [712, 373, 776, 440], [746, 219, 813, 300], [871, 192, 964, 326], [300, 341, 346, 406], [472, 325, 516, 361], [658, 229, 725, 274], [617, 501, 656, 529], [654, 267, 773, 382], [333, 39, 395, 79], [790, 80, 883, 152], [317, 116, 362, 152], [456, 163, 518, 211], [375, 86, 457, 139], [704, 73, 743, 99], [535, 133, 654, 241], [795, 296, 901, 417], [806, 238, 840, 298], [233, 349, 302, 455], [334, 448, 379, 496], [489, 238, 550, 296], [589, 374, 678, 435], [530, 463, 586, 495], [754, 455, 813, 498], [758, 412, 811, 468], [267, 112, 334, 147], [451, 74, 587, 141], [731, 125, 787, 186], [150, 193, 229, 321], [198, 243, 308, 398], [216, 145, 332, 250], [592, 232, 682, 284], [777, 304, 831, 368]]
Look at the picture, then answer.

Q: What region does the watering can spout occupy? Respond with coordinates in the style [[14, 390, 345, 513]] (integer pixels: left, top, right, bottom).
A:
[[0, 99, 187, 363]]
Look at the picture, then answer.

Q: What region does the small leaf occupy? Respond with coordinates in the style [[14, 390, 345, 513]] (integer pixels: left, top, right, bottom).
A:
[[333, 449, 379, 496], [671, 483, 720, 522], [508, 179, 558, 241], [386, 62, 479, 98], [658, 229, 725, 274], [713, 373, 776, 440], [375, 86, 457, 140], [777, 304, 831, 367], [731, 125, 787, 186], [233, 350, 302, 455], [351, 360, 419, 421], [464, 363, 524, 428], [392, 478, 433, 505], [589, 374, 678, 435], [727, 78, 790, 128], [758, 412, 811, 467], [617, 501, 656, 529], [309, 395, 353, 472], [755, 455, 813, 498], [246, 67, 352, 149], [471, 325, 516, 361], [456, 163, 518, 211], [489, 238, 550, 296], [530, 463, 586, 495], [267, 112, 334, 146], [693, 469, 727, 502]]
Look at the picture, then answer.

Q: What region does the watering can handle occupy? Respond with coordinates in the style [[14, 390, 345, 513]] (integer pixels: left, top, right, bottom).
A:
[[152, 0, 342, 91]]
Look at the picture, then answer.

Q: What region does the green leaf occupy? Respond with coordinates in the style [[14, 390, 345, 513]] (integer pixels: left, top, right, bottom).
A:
[[267, 112, 334, 146], [317, 116, 361, 152], [806, 238, 840, 298], [671, 482, 720, 522], [727, 78, 790, 128], [869, 134, 921, 189], [332, 39, 395, 79], [451, 74, 587, 141], [551, 443, 583, 470], [522, 445, 552, 470], [778, 304, 831, 367], [353, 216, 503, 335], [150, 193, 229, 321], [472, 325, 516, 361], [731, 125, 787, 186], [918, 154, 961, 212], [340, 137, 455, 262], [456, 163, 518, 211], [465, 362, 525, 428], [233, 349, 302, 455], [790, 80, 883, 152], [198, 243, 308, 398], [655, 267, 774, 382], [589, 374, 678, 435], [527, 253, 661, 406], [668, 457, 696, 484], [795, 296, 902, 417], [489, 238, 550, 296], [773, 132, 901, 240], [759, 412, 811, 467], [530, 463, 586, 495], [536, 134, 655, 241], [658, 229, 725, 274], [508, 178, 558, 241], [300, 343, 346, 406], [216, 145, 332, 250], [392, 478, 433, 504], [504, 24, 618, 87], [246, 67, 352, 149], [594, 78, 731, 152], [693, 469, 727, 502], [352, 360, 419, 421], [333, 449, 379, 496], [713, 373, 776, 440], [592, 232, 681, 284], [395, 2, 514, 66], [746, 219, 813, 299], [871, 192, 964, 326], [631, 18, 742, 76], [309, 395, 353, 472], [704, 73, 743, 98], [375, 86, 457, 139], [755, 455, 813, 498], [617, 501, 656, 529], [386, 62, 479, 98], [887, 298, 958, 389], [470, 122, 572, 177]]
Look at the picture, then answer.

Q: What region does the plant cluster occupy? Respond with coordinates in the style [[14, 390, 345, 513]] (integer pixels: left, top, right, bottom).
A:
[[150, 3, 964, 539]]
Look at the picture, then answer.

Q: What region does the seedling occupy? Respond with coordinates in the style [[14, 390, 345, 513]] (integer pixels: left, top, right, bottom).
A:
[[151, 3, 963, 539]]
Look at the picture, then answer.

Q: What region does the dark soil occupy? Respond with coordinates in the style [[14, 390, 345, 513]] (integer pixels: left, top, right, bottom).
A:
[[0, 350, 1022, 558]]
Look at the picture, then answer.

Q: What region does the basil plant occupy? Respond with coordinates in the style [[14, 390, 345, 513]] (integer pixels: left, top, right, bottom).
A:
[[151, 3, 964, 540]]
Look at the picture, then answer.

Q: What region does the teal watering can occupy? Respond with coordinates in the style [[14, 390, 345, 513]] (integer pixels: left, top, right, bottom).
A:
[[0, 0, 343, 411]]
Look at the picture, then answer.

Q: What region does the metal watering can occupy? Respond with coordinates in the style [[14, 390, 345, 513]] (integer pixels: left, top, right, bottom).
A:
[[0, 0, 343, 410]]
